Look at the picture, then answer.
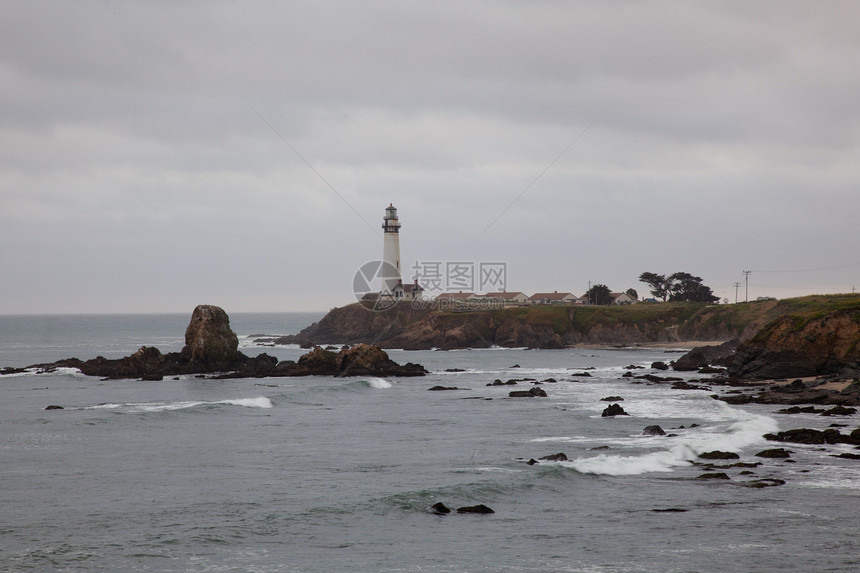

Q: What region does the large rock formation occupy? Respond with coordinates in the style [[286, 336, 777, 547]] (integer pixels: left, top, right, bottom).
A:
[[672, 339, 739, 371], [728, 309, 860, 379], [181, 304, 240, 367], [283, 344, 426, 377], [10, 306, 426, 380]]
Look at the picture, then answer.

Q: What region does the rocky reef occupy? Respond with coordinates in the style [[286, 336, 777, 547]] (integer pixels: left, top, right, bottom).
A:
[[6, 305, 425, 380]]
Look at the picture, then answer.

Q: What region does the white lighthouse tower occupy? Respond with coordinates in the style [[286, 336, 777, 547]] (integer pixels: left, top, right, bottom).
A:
[[381, 203, 402, 296]]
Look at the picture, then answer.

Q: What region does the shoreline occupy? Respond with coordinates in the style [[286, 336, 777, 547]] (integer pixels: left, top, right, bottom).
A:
[[575, 340, 729, 351]]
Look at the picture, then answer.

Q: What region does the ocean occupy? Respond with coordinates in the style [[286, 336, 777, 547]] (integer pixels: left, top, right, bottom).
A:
[[1, 312, 858, 572]]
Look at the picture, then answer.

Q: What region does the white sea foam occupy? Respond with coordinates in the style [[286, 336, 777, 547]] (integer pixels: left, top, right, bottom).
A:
[[84, 396, 273, 412], [219, 397, 273, 408], [1, 366, 83, 378], [563, 406, 779, 476], [529, 436, 592, 443], [365, 378, 392, 389]]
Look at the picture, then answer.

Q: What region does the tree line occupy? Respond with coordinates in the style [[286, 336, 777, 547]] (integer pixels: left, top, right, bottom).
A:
[[638, 272, 719, 303], [582, 273, 718, 305]]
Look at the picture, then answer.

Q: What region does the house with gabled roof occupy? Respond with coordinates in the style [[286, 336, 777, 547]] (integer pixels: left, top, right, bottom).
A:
[[609, 292, 636, 305], [528, 291, 578, 306], [470, 291, 529, 306]]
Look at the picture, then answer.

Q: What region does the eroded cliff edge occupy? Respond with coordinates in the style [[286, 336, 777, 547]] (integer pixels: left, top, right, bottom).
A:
[[275, 297, 796, 350]]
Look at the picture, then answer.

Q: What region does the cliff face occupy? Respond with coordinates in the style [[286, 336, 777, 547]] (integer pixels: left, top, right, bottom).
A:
[[283, 301, 783, 349], [728, 309, 860, 379]]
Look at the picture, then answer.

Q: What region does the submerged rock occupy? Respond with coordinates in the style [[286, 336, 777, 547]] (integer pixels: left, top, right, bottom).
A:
[[430, 502, 451, 515], [456, 504, 495, 514], [764, 428, 860, 445], [697, 472, 730, 480], [755, 448, 792, 458], [643, 425, 666, 436], [539, 452, 569, 462], [509, 387, 547, 398], [699, 451, 740, 460]]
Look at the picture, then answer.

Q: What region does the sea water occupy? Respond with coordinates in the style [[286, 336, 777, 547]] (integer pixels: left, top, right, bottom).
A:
[[1, 313, 859, 572]]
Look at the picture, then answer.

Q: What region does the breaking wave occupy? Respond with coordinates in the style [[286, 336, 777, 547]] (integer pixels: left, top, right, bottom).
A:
[[85, 396, 273, 412], [561, 407, 779, 476]]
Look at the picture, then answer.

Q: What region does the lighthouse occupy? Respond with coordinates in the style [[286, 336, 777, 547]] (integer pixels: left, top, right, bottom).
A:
[[381, 203, 402, 296]]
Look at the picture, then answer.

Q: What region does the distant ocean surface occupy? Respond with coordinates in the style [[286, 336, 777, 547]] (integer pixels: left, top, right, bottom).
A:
[[1, 312, 859, 572]]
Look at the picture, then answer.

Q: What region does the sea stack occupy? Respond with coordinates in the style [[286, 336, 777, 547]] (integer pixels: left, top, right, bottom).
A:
[[181, 304, 240, 367]]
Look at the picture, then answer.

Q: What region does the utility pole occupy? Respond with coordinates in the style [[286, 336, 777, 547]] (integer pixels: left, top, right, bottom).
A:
[[733, 282, 741, 304], [743, 271, 751, 303]]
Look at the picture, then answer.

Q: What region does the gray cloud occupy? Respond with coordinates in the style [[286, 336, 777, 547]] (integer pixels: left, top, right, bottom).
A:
[[2, 1, 859, 313]]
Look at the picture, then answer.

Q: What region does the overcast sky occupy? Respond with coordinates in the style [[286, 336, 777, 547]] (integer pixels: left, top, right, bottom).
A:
[[2, 1, 858, 314]]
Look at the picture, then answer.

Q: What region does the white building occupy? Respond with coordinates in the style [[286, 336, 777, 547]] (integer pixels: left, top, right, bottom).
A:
[[381, 203, 402, 296]]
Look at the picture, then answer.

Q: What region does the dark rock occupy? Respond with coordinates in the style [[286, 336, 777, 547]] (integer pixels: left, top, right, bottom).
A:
[[430, 502, 451, 514], [697, 472, 730, 480], [336, 344, 426, 377], [832, 453, 860, 460], [181, 304, 240, 367], [635, 374, 683, 383], [746, 478, 786, 488], [428, 386, 460, 391], [600, 396, 624, 402], [728, 311, 860, 380], [821, 405, 857, 416], [601, 403, 628, 417], [539, 452, 569, 462], [444, 368, 465, 372], [510, 364, 520, 368], [590, 445, 610, 450], [527, 459, 538, 465], [44, 405, 64, 410], [673, 340, 740, 371], [764, 428, 860, 445], [509, 387, 547, 398], [456, 504, 495, 514], [671, 381, 710, 391], [755, 448, 792, 458], [651, 361, 669, 370], [624, 364, 645, 370], [697, 366, 725, 374], [643, 425, 666, 436], [542, 378, 557, 383], [699, 451, 740, 460], [778, 406, 823, 414], [570, 371, 593, 377], [716, 393, 754, 405], [622, 371, 634, 378], [651, 508, 687, 512]]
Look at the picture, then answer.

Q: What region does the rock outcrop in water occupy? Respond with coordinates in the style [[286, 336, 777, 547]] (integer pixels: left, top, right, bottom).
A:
[[8, 305, 425, 380], [181, 304, 240, 368]]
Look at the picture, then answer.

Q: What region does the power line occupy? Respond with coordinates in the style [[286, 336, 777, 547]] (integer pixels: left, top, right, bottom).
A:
[[468, 110, 605, 248], [751, 262, 860, 273], [254, 110, 381, 239], [743, 270, 751, 303]]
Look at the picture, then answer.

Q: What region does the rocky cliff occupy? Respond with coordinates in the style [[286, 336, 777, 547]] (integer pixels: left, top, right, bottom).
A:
[[728, 308, 860, 379], [278, 299, 787, 350]]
